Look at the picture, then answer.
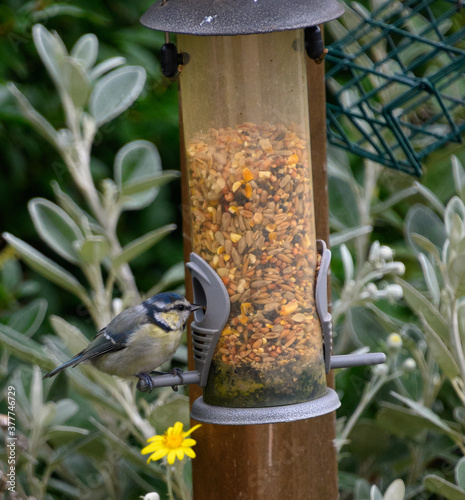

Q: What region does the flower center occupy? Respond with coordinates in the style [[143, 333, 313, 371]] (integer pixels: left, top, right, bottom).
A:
[[165, 434, 183, 449]]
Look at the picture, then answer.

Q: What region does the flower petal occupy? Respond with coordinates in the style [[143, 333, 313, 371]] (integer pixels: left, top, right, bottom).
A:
[[149, 448, 169, 462], [176, 448, 185, 461], [147, 435, 165, 443], [181, 438, 196, 447], [172, 422, 184, 435], [141, 443, 160, 455], [183, 447, 196, 459], [183, 424, 202, 437], [167, 450, 177, 464]]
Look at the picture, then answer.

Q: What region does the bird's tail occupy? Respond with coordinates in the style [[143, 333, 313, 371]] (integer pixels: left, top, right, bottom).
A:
[[43, 352, 83, 379]]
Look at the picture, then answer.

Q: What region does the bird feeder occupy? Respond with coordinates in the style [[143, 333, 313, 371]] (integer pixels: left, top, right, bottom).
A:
[[141, 0, 385, 425]]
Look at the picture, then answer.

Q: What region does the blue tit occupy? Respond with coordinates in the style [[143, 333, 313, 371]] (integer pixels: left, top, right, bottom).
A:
[[43, 292, 201, 392]]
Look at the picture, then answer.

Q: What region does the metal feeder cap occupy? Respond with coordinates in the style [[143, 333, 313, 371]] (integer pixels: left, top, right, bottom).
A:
[[141, 0, 345, 36]]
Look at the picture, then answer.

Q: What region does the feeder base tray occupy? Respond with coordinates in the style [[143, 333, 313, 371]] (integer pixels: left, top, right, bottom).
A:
[[190, 388, 340, 425]]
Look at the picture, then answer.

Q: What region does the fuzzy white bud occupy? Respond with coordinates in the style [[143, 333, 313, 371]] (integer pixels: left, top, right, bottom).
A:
[[385, 284, 403, 300], [142, 493, 161, 500], [379, 245, 394, 261], [387, 333, 403, 352], [365, 283, 379, 296], [383, 262, 406, 276], [373, 364, 389, 377], [402, 358, 417, 373], [112, 298, 123, 316]]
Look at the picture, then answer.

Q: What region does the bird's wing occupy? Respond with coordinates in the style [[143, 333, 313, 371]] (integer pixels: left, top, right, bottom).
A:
[[78, 304, 148, 363]]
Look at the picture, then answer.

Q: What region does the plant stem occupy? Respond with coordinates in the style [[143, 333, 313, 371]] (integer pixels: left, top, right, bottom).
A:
[[174, 460, 192, 500], [452, 300, 465, 383], [338, 371, 399, 453], [166, 460, 175, 500]]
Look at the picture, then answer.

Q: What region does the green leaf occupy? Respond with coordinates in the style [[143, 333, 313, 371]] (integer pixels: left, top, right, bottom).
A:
[[418, 253, 440, 306], [33, 5, 109, 24], [75, 236, 110, 264], [149, 396, 190, 434], [383, 479, 405, 500], [146, 261, 185, 296], [32, 24, 67, 88], [46, 426, 90, 447], [424, 475, 465, 500], [452, 155, 465, 197], [413, 181, 446, 215], [405, 204, 446, 257], [354, 479, 371, 500], [89, 65, 146, 125], [328, 174, 360, 230], [120, 170, 181, 198], [445, 197, 465, 241], [370, 485, 383, 500], [114, 140, 163, 210], [392, 392, 464, 443], [410, 234, 441, 262], [3, 232, 87, 300], [330, 225, 373, 247], [48, 431, 97, 467], [397, 278, 449, 346], [7, 83, 58, 147], [418, 313, 460, 379], [377, 404, 439, 437], [89, 56, 126, 80], [51, 399, 79, 425], [8, 298, 47, 337], [448, 253, 465, 296], [51, 181, 100, 232], [1, 259, 21, 291], [0, 323, 54, 370], [348, 307, 387, 350], [49, 315, 88, 354], [90, 417, 164, 477], [340, 244, 354, 283], [61, 57, 90, 108], [31, 365, 44, 417], [71, 33, 98, 71], [347, 420, 390, 460], [419, 313, 460, 380], [29, 198, 83, 264], [456, 457, 465, 490], [112, 224, 176, 270]]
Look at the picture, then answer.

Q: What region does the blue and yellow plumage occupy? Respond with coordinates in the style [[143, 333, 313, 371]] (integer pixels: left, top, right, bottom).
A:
[[43, 292, 200, 391]]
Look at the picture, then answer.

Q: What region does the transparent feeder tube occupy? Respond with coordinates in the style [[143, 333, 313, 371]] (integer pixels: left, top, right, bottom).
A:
[[179, 30, 326, 407]]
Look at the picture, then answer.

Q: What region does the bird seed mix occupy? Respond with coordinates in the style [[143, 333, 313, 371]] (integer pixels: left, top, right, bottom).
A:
[[187, 122, 326, 407]]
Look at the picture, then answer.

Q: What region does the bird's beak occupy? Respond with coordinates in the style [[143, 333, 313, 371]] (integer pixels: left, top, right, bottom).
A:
[[190, 304, 203, 312]]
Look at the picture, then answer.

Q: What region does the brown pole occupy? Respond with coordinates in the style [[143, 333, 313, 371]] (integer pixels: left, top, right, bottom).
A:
[[180, 37, 338, 500]]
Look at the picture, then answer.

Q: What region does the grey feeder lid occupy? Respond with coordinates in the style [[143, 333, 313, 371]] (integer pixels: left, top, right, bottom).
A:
[[191, 388, 341, 425], [141, 0, 345, 36]]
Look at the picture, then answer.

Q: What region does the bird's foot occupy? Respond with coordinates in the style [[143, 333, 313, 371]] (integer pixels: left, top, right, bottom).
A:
[[136, 372, 154, 393], [170, 367, 184, 392]]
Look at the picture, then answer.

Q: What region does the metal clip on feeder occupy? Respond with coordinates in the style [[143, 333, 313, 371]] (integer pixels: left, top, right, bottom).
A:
[[147, 249, 385, 425]]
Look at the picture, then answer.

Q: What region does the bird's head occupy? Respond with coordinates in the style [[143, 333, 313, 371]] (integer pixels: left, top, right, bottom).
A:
[[143, 292, 201, 332]]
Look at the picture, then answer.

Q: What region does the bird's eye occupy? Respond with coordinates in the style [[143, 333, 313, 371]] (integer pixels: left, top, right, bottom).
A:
[[177, 304, 185, 311]]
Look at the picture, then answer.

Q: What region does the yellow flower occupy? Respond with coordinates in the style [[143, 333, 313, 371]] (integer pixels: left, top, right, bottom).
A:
[[142, 422, 201, 465]]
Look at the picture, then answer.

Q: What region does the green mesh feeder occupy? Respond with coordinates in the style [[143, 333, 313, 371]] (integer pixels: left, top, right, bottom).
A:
[[325, 0, 465, 176]]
